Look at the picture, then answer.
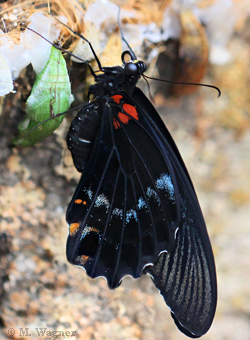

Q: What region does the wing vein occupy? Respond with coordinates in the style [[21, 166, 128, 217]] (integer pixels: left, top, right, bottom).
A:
[[90, 166, 122, 278]]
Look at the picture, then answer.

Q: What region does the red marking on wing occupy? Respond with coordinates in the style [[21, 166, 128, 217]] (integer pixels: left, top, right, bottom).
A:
[[122, 103, 139, 121], [111, 94, 123, 104], [113, 104, 139, 129], [113, 118, 120, 129]]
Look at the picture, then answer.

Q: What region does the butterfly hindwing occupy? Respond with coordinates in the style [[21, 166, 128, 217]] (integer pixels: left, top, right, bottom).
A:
[[66, 91, 188, 288]]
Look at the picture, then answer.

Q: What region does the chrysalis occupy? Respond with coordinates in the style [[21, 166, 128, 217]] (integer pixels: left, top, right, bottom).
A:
[[13, 46, 73, 146]]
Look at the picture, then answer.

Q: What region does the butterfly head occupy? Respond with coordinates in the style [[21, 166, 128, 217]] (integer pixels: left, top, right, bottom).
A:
[[91, 51, 147, 97], [122, 50, 147, 77]]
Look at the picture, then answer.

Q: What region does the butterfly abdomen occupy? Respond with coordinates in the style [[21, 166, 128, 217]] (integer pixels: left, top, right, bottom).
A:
[[67, 102, 101, 172]]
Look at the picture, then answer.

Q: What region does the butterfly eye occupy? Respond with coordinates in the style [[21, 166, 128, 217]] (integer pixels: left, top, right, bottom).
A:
[[124, 62, 138, 76], [137, 61, 147, 74]]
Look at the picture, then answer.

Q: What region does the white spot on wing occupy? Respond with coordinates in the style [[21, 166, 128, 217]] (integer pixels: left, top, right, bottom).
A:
[[111, 208, 137, 223], [95, 193, 110, 212], [112, 208, 123, 219], [78, 137, 91, 143], [83, 186, 93, 200]]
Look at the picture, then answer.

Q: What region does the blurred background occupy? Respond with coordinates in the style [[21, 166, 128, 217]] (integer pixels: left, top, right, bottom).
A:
[[0, 0, 250, 339]]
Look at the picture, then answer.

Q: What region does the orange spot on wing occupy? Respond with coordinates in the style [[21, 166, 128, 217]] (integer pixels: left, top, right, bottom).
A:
[[81, 255, 89, 262], [76, 255, 89, 265], [69, 223, 80, 236], [75, 199, 87, 205], [112, 94, 123, 104]]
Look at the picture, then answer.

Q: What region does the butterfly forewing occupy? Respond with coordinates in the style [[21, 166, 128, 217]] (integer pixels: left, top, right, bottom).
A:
[[129, 88, 216, 336], [144, 150, 216, 337], [145, 201, 216, 337]]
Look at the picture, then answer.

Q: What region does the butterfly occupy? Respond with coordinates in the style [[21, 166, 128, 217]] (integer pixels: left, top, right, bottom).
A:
[[65, 35, 217, 337]]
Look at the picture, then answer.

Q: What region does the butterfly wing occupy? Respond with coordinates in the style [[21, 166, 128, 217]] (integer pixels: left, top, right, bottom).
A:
[[146, 215, 216, 338], [66, 90, 183, 287], [134, 88, 217, 337], [66, 88, 216, 336], [144, 169, 217, 337]]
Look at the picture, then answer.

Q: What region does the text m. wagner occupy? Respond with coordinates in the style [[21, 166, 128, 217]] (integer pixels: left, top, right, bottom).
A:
[[19, 327, 77, 337]]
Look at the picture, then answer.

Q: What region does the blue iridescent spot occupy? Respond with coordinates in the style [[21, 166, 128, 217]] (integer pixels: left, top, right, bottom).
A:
[[138, 197, 146, 209], [156, 173, 175, 200], [126, 209, 137, 224], [146, 187, 159, 203], [80, 225, 101, 242]]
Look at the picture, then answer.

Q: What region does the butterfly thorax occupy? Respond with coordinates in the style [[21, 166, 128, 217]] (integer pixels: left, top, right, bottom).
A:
[[89, 67, 138, 99], [89, 54, 147, 99]]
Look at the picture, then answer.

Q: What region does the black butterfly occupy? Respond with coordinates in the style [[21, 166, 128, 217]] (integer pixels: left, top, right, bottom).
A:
[[66, 39, 217, 337]]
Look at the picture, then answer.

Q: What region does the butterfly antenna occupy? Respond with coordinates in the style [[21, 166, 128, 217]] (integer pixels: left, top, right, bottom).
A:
[[142, 75, 155, 103], [117, 6, 137, 60], [50, 14, 102, 71], [144, 75, 221, 97], [26, 27, 97, 79]]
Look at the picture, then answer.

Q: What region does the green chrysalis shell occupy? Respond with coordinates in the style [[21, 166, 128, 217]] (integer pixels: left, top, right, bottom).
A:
[[13, 46, 74, 146]]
